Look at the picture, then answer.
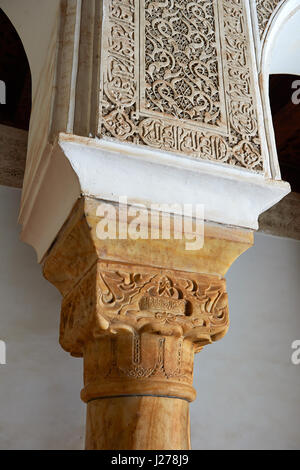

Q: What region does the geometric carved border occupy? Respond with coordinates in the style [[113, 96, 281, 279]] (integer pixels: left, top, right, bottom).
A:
[[99, 0, 264, 172]]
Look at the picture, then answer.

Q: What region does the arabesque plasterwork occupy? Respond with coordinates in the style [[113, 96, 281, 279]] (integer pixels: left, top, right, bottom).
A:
[[256, 0, 281, 38], [99, 0, 264, 172]]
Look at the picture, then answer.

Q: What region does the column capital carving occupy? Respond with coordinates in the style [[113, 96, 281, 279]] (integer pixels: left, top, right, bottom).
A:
[[43, 196, 249, 404], [60, 261, 229, 355], [60, 260, 229, 403]]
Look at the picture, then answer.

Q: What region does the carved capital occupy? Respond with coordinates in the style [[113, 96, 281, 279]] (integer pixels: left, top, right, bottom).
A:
[[42, 196, 252, 448], [42, 196, 248, 405], [60, 261, 229, 402]]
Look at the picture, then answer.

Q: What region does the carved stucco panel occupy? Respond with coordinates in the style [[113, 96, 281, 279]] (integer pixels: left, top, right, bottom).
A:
[[140, 0, 227, 130], [256, 0, 282, 38], [99, 0, 264, 172]]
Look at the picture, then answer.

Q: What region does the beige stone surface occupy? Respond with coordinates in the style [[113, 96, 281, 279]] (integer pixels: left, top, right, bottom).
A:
[[86, 397, 190, 450], [43, 197, 253, 295]]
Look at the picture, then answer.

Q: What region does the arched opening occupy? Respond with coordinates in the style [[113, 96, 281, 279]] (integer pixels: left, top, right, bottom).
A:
[[258, 1, 300, 239], [269, 74, 300, 194], [0, 8, 32, 188]]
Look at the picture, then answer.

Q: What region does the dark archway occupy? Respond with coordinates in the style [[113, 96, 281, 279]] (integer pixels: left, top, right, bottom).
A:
[[0, 8, 31, 129], [269, 74, 300, 194], [0, 8, 32, 188], [258, 74, 300, 240]]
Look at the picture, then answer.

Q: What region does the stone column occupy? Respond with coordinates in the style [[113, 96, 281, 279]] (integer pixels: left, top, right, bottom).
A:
[[43, 197, 253, 450], [17, 0, 290, 450]]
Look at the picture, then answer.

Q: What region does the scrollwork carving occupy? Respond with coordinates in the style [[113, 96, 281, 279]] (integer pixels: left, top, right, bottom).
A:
[[99, 0, 264, 172], [60, 261, 229, 402], [142, 0, 224, 127], [256, 0, 281, 39], [60, 261, 229, 356]]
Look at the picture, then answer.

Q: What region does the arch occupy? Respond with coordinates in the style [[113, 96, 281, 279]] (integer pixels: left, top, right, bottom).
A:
[[0, 8, 32, 130], [0, 0, 61, 98], [0, 8, 32, 188], [259, 0, 300, 180]]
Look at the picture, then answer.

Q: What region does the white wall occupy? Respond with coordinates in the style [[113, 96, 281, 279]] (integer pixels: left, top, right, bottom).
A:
[[0, 185, 299, 450], [0, 186, 85, 450], [269, 6, 300, 75], [191, 230, 300, 450]]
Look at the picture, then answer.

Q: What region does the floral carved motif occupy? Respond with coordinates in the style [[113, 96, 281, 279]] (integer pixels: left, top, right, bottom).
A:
[[60, 261, 229, 357], [99, 0, 264, 172], [60, 261, 229, 401], [256, 0, 281, 38], [142, 0, 224, 127]]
